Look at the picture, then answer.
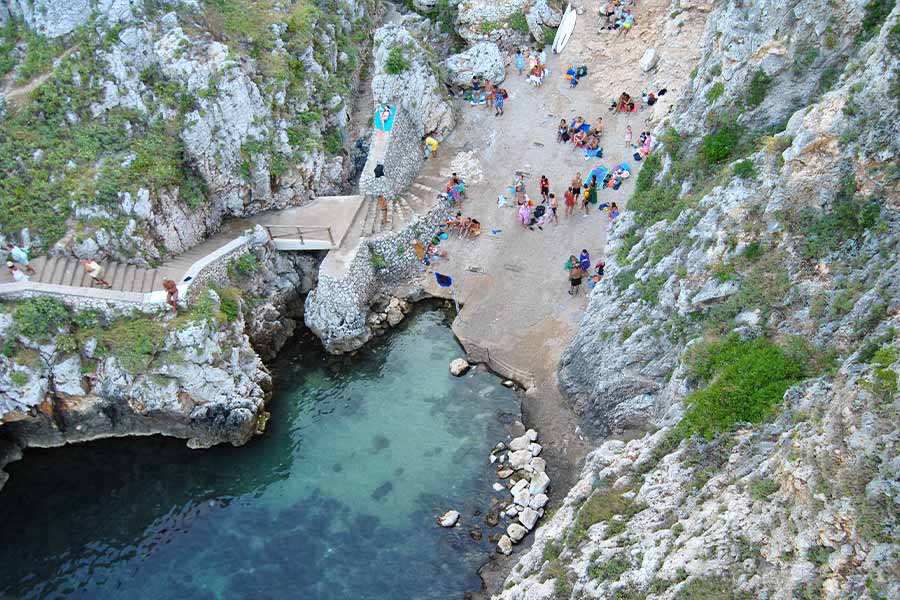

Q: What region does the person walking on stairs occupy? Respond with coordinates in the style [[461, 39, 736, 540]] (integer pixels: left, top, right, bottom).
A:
[[5, 243, 36, 275], [80, 259, 111, 288], [377, 194, 389, 225]]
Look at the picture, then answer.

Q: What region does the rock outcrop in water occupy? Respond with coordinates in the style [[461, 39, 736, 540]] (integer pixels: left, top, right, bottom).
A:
[[0, 288, 272, 489], [496, 0, 899, 598]]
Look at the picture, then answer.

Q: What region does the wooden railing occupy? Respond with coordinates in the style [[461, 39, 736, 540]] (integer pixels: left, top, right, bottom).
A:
[[262, 225, 334, 247]]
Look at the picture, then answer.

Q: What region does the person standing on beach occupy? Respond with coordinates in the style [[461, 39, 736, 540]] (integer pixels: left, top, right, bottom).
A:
[[563, 187, 576, 217], [568, 258, 585, 296], [583, 175, 598, 217], [514, 48, 525, 76], [624, 125, 633, 148], [548, 193, 559, 224], [484, 79, 495, 108], [540, 175, 550, 203], [495, 88, 507, 116]]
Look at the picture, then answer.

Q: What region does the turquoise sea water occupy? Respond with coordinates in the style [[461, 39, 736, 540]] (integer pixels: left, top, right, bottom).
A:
[[0, 307, 519, 599]]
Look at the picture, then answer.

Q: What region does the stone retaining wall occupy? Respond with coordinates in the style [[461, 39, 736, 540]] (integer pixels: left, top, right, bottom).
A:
[[358, 107, 424, 200], [304, 198, 454, 353]]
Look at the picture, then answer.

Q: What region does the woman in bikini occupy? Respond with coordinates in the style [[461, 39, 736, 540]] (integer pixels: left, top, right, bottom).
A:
[[540, 175, 550, 202]]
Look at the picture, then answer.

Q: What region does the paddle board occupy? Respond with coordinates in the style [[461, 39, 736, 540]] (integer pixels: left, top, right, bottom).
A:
[[552, 4, 577, 54]]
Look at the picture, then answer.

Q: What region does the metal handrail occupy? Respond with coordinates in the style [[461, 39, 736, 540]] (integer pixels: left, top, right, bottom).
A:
[[262, 225, 334, 246]]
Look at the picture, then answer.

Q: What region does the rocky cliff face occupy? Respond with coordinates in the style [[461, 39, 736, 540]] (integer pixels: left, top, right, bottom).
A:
[[0, 0, 375, 263], [497, 0, 899, 598], [0, 289, 271, 489]]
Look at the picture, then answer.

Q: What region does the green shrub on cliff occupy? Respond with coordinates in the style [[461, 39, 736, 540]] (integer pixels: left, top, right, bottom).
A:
[[12, 297, 70, 341], [507, 12, 530, 34], [744, 69, 773, 108], [385, 46, 411, 74], [679, 336, 807, 439], [857, 0, 895, 46], [699, 124, 744, 166], [98, 316, 166, 372]]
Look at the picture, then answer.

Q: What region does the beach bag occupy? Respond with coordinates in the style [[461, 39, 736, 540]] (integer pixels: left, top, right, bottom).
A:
[[633, 152, 643, 161], [612, 179, 622, 190], [576, 66, 588, 77]]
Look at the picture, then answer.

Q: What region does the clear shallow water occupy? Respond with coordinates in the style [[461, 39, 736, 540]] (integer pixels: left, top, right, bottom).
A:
[[0, 307, 519, 599]]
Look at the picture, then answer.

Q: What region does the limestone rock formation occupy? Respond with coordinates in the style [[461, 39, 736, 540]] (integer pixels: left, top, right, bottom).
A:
[[0, 290, 272, 490], [0, 0, 374, 264], [443, 42, 506, 87], [371, 24, 455, 137], [456, 0, 561, 48], [496, 1, 900, 598]]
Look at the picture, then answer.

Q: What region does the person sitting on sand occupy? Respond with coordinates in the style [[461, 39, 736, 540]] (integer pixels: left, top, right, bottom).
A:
[[584, 135, 602, 158], [568, 116, 585, 135], [527, 65, 545, 87], [615, 92, 632, 112], [469, 219, 482, 237], [592, 117, 604, 136], [572, 128, 588, 148]]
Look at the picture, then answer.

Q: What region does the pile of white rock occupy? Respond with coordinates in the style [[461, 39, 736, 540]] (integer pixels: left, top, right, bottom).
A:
[[489, 428, 550, 555]]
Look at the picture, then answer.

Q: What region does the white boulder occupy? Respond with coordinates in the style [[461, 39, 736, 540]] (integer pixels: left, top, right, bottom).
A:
[[449, 358, 470, 376], [497, 535, 513, 555], [443, 42, 506, 87], [508, 449, 532, 469], [640, 48, 659, 72], [529, 493, 549, 510], [529, 471, 551, 496], [438, 510, 459, 527], [507, 523, 528, 543], [518, 507, 540, 530]]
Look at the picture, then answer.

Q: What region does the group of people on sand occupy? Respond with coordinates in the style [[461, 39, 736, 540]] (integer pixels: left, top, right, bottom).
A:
[[558, 116, 605, 159], [599, 0, 636, 36], [514, 46, 548, 87], [469, 75, 509, 116], [447, 212, 482, 239], [565, 250, 606, 296]]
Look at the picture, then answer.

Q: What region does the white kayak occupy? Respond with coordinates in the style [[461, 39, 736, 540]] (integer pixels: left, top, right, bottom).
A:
[[552, 4, 577, 54]]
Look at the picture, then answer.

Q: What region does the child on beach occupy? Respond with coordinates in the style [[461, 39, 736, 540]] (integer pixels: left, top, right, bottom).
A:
[[624, 125, 633, 147], [540, 175, 550, 202], [514, 49, 525, 76]]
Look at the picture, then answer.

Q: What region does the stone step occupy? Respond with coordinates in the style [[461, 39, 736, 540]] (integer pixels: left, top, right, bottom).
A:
[[413, 182, 442, 197]]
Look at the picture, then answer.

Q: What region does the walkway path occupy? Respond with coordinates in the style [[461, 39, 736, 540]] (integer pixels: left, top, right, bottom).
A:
[[0, 195, 365, 296]]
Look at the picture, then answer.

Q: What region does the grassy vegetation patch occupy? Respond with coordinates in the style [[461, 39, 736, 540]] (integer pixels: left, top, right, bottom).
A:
[[856, 0, 895, 46], [678, 336, 807, 439], [868, 345, 898, 401], [784, 174, 882, 260], [699, 124, 745, 166], [98, 316, 166, 373], [588, 555, 630, 582], [733, 159, 757, 179], [567, 487, 646, 547], [749, 477, 780, 501], [705, 81, 725, 102], [507, 12, 530, 34], [675, 577, 754, 600]]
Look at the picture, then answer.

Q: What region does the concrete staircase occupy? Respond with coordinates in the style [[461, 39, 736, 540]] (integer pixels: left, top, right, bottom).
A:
[[22, 255, 172, 294], [358, 176, 445, 237]]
